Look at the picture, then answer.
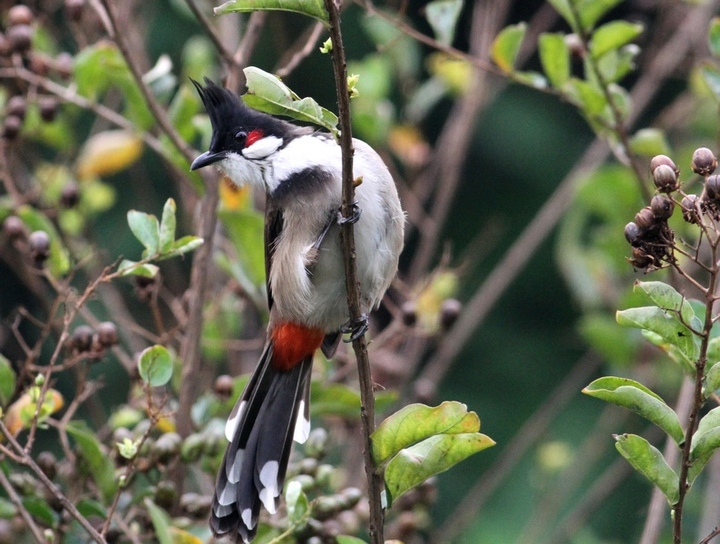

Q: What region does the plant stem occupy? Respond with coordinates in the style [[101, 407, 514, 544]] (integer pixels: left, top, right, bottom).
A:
[[321, 1, 385, 542]]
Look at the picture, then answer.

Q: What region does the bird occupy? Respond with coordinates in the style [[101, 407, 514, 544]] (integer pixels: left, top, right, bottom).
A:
[[190, 78, 404, 543]]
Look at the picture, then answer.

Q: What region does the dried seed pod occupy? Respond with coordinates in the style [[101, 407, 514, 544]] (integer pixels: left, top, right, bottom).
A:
[[653, 164, 679, 193], [38, 96, 58, 122], [650, 155, 679, 177], [7, 24, 32, 54], [439, 298, 462, 330], [6, 95, 26, 120], [692, 147, 717, 176], [401, 300, 417, 327], [681, 194, 701, 224], [624, 222, 641, 245], [2, 115, 22, 140], [634, 207, 655, 230], [54, 52, 73, 79], [650, 194, 675, 220], [28, 230, 50, 262], [96, 321, 119, 347], [60, 182, 80, 208], [8, 5, 34, 26], [213, 374, 233, 397], [70, 325, 93, 353], [3, 215, 25, 238], [706, 175, 720, 202], [630, 247, 653, 270]]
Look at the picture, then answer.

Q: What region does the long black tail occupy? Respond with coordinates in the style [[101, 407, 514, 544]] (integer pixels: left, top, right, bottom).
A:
[[210, 343, 312, 543]]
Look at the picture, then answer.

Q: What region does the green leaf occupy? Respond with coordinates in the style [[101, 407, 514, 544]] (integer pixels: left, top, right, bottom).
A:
[[127, 209, 160, 256], [117, 259, 160, 278], [701, 62, 720, 101], [616, 306, 699, 367], [689, 406, 720, 484], [144, 498, 173, 544], [513, 71, 548, 89], [310, 382, 396, 419], [285, 480, 309, 524], [547, 0, 622, 33], [22, 496, 58, 527], [709, 17, 720, 57], [214, 0, 329, 24], [0, 354, 16, 407], [337, 536, 368, 544], [590, 21, 643, 59], [218, 207, 266, 287], [75, 498, 108, 519], [628, 128, 670, 157], [583, 377, 684, 445], [705, 362, 720, 396], [491, 23, 526, 73], [158, 198, 177, 253], [424, 0, 464, 47], [384, 432, 494, 505], [372, 401, 485, 466], [66, 421, 118, 502], [538, 32, 570, 87], [138, 345, 174, 387], [565, 78, 607, 116], [635, 280, 699, 330], [596, 44, 640, 83], [243, 67, 337, 131], [0, 497, 16, 519], [160, 236, 203, 259], [614, 433, 679, 505]]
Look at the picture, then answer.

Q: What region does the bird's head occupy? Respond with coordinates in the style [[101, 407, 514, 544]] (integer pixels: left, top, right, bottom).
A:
[[190, 78, 297, 182]]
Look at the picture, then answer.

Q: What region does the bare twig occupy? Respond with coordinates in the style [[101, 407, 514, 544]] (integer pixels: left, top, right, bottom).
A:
[[275, 21, 326, 78], [184, 0, 236, 66], [701, 527, 720, 544], [322, 0, 384, 542], [226, 11, 268, 93], [0, 465, 49, 544]]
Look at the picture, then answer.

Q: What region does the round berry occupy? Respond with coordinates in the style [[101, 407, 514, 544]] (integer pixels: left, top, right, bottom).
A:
[[38, 97, 58, 122], [54, 52, 73, 79], [2, 115, 22, 140], [60, 182, 80, 208], [706, 175, 720, 201], [71, 325, 93, 352], [439, 298, 462, 330], [401, 301, 417, 327], [692, 147, 717, 177], [624, 221, 641, 245], [28, 230, 50, 261], [634, 207, 655, 230], [6, 95, 26, 120], [3, 216, 25, 238], [36, 451, 57, 480], [213, 374, 233, 397], [650, 155, 679, 177], [681, 194, 701, 224], [653, 164, 679, 193], [650, 194, 674, 220]]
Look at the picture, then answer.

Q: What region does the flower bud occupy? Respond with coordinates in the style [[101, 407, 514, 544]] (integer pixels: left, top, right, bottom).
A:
[[96, 322, 119, 347]]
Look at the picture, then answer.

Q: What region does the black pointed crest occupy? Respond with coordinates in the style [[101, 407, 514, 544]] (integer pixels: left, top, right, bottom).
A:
[[191, 78, 246, 134]]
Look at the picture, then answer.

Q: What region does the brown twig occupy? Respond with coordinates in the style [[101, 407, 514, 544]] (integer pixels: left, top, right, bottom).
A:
[[701, 527, 720, 544], [275, 21, 326, 78], [0, 465, 49, 544], [322, 0, 385, 542]]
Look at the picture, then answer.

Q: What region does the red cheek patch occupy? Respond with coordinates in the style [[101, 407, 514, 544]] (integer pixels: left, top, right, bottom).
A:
[[246, 129, 264, 147]]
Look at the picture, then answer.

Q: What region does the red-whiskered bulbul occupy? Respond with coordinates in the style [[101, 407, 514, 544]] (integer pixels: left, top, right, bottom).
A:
[[190, 79, 404, 543]]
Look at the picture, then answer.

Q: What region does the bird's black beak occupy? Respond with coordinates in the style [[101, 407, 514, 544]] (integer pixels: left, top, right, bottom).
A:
[[190, 150, 225, 171]]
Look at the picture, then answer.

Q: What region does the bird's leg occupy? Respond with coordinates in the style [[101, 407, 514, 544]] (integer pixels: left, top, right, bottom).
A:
[[337, 200, 361, 225]]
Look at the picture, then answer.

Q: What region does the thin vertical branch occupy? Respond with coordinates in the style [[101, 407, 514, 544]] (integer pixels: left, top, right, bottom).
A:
[[322, 1, 385, 543]]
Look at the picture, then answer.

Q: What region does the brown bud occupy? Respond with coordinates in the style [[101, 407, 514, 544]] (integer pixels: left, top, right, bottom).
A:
[[401, 301, 417, 327], [7, 24, 32, 54], [650, 194, 674, 220], [38, 97, 58, 122], [2, 115, 22, 140], [692, 147, 717, 177], [8, 5, 34, 26], [36, 451, 57, 480], [653, 164, 679, 193], [65, 0, 86, 21], [54, 52, 73, 79], [650, 155, 679, 177], [28, 53, 49, 76], [634, 207, 655, 230], [96, 321, 119, 347], [3, 215, 25, 238], [213, 374, 233, 397], [706, 175, 720, 202], [6, 95, 26, 120], [439, 298, 462, 330], [60, 182, 80, 208], [71, 325, 94, 352], [28, 230, 50, 262], [630, 247, 653, 269]]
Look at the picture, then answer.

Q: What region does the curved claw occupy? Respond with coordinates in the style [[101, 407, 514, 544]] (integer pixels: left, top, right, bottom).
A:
[[337, 201, 361, 225], [341, 314, 369, 343]]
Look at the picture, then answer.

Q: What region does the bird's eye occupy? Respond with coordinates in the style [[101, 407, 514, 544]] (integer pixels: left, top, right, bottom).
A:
[[234, 131, 247, 144]]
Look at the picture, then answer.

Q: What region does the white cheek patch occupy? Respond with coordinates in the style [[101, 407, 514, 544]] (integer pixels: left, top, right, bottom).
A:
[[242, 135, 283, 159]]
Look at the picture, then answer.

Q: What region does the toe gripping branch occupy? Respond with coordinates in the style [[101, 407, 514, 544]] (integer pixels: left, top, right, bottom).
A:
[[337, 200, 361, 225], [341, 314, 369, 343]]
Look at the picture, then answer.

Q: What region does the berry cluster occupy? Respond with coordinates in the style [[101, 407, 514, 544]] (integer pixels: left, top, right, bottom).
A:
[[624, 147, 719, 271]]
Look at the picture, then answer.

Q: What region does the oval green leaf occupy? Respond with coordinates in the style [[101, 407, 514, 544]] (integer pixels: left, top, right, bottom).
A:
[[384, 432, 494, 505], [614, 433, 679, 505], [583, 377, 684, 445], [215, 0, 328, 24], [538, 32, 570, 87], [0, 354, 16, 408], [371, 401, 481, 465], [628, 128, 670, 157], [138, 345, 174, 387], [117, 259, 160, 278], [709, 17, 720, 57], [634, 281, 696, 325], [127, 209, 160, 256], [705, 362, 720, 396], [590, 21, 643, 59], [689, 406, 720, 484], [22, 496, 58, 528], [66, 421, 118, 502], [285, 480, 309, 524], [491, 23, 526, 73], [159, 198, 177, 253], [144, 498, 172, 544]]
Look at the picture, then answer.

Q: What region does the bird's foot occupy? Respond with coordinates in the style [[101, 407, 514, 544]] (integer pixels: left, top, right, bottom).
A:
[[337, 201, 361, 225], [341, 314, 369, 342]]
